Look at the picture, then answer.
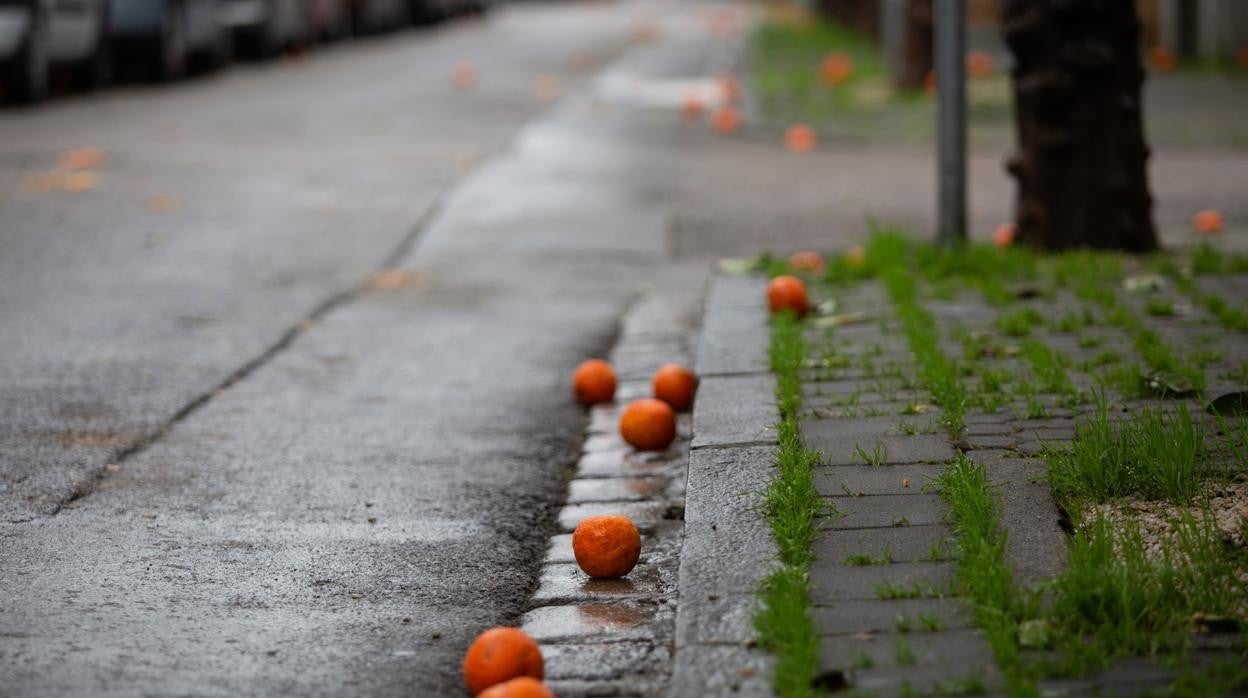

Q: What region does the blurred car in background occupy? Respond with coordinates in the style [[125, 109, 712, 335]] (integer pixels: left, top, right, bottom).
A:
[[221, 0, 309, 57], [0, 0, 110, 102], [109, 0, 231, 80], [349, 0, 405, 35]]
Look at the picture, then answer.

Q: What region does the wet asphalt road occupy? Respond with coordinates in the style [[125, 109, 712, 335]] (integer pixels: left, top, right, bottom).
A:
[[0, 2, 729, 694]]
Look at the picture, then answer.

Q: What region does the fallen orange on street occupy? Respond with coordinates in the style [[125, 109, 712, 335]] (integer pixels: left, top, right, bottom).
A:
[[993, 222, 1016, 248], [680, 92, 705, 121], [789, 250, 825, 274], [784, 124, 816, 153], [820, 52, 853, 86], [711, 107, 741, 134], [59, 147, 105, 171], [452, 61, 478, 89], [966, 51, 994, 79], [767, 275, 809, 317], [573, 514, 641, 579], [1194, 209, 1224, 235], [572, 359, 617, 405], [479, 677, 554, 698], [652, 363, 697, 412], [619, 398, 676, 451], [1150, 46, 1176, 73], [463, 628, 544, 695]]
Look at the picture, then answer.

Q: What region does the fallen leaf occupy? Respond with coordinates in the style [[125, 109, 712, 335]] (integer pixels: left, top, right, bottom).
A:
[[59, 147, 105, 171], [813, 311, 868, 328], [61, 172, 95, 193], [1143, 370, 1196, 398], [367, 269, 419, 291], [350, 592, 364, 600], [1123, 274, 1166, 294], [533, 74, 561, 101], [1017, 619, 1054, 648], [147, 194, 177, 213], [902, 479, 910, 488]]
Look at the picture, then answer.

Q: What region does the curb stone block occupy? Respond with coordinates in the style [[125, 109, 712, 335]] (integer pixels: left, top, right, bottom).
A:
[[690, 374, 776, 449], [532, 563, 664, 604], [558, 501, 676, 533], [541, 642, 673, 682], [667, 644, 774, 698]]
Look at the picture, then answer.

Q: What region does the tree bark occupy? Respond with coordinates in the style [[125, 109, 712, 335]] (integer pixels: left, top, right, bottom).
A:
[[900, 0, 934, 89], [1002, 0, 1159, 252]]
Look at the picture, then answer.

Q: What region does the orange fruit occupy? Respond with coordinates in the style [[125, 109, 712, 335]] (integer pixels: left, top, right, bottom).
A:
[[680, 93, 705, 120], [452, 61, 478, 89], [619, 398, 676, 451], [767, 275, 809, 317], [711, 107, 741, 134], [479, 677, 554, 698], [789, 250, 825, 273], [845, 245, 866, 268], [572, 359, 616, 406], [572, 514, 641, 579], [966, 51, 994, 79], [1150, 46, 1176, 73], [993, 222, 1016, 248], [1193, 209, 1224, 235], [784, 124, 816, 153], [820, 52, 853, 86], [652, 363, 697, 412], [718, 73, 740, 103], [463, 628, 543, 695]]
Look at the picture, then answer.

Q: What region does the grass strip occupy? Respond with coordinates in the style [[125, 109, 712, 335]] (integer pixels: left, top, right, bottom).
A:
[[754, 309, 824, 697], [874, 240, 968, 435], [936, 454, 1035, 695]]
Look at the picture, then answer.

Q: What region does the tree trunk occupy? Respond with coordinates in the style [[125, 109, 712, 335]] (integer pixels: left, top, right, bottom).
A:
[[900, 0, 933, 89], [1002, 0, 1159, 252]]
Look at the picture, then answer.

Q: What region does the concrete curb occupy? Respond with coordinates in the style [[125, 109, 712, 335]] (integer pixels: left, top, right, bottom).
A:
[[668, 273, 777, 697]]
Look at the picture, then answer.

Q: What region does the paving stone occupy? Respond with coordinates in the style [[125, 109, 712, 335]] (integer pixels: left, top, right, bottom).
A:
[[1036, 657, 1173, 698], [825, 494, 947, 530], [521, 603, 659, 644], [567, 477, 668, 504], [806, 389, 925, 408], [809, 561, 956, 603], [803, 417, 955, 465], [675, 446, 777, 661], [820, 628, 996, 673], [583, 433, 629, 454], [610, 339, 690, 380], [703, 274, 767, 312], [849, 661, 1004, 697], [813, 597, 970, 636], [968, 450, 1066, 587], [963, 421, 1013, 436], [814, 464, 945, 497], [668, 643, 774, 698], [957, 434, 1019, 451], [586, 404, 623, 435], [541, 642, 672, 682], [694, 307, 769, 377], [532, 563, 662, 604], [575, 449, 682, 479], [558, 501, 676, 533], [813, 525, 953, 565], [544, 679, 656, 697], [690, 374, 776, 449]]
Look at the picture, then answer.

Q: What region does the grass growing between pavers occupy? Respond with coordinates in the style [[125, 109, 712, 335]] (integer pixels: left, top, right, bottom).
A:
[[747, 6, 1010, 142], [754, 309, 826, 697], [761, 231, 1248, 695]]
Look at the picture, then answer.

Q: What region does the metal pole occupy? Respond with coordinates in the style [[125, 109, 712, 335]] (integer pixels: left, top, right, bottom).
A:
[[935, 0, 967, 248]]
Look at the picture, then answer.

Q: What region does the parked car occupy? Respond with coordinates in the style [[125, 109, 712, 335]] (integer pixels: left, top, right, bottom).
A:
[[109, 0, 231, 80], [348, 0, 406, 35], [220, 0, 309, 57], [0, 0, 110, 103]]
